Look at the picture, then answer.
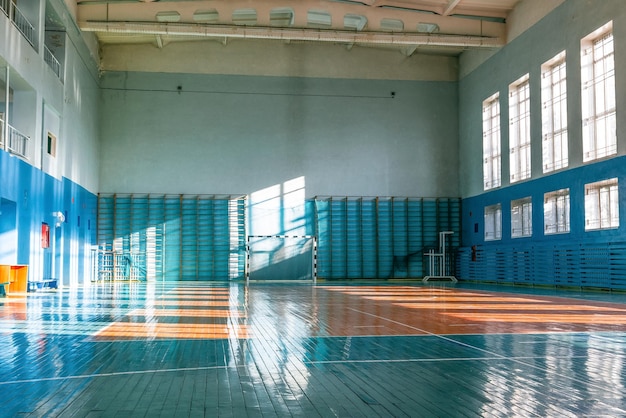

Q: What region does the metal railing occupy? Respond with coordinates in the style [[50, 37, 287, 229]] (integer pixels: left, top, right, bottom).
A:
[[44, 45, 62, 80], [93, 250, 147, 281], [11, 3, 36, 47], [0, 0, 8, 17], [1, 118, 29, 159]]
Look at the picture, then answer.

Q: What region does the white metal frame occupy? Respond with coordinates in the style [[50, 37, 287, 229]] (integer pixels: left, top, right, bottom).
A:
[[423, 231, 457, 283]]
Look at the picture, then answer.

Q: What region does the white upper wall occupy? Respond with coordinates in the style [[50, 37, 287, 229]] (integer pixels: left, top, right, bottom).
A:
[[459, 0, 566, 79], [0, 0, 100, 193], [100, 39, 458, 82]]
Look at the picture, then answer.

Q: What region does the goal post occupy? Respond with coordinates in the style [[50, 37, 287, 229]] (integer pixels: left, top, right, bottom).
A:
[[247, 235, 317, 282]]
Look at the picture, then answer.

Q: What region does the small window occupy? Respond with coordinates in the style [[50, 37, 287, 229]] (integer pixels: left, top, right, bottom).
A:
[[483, 93, 501, 190], [380, 18, 403, 32], [193, 9, 219, 23], [509, 74, 531, 183], [541, 51, 568, 173], [155, 11, 180, 22], [585, 178, 619, 230], [511, 197, 532, 238], [417, 22, 439, 33], [47, 132, 56, 157], [581, 21, 616, 162], [344, 14, 367, 31], [232, 9, 257, 26], [307, 10, 331, 28], [544, 189, 570, 234], [484, 204, 502, 241], [270, 8, 294, 27]]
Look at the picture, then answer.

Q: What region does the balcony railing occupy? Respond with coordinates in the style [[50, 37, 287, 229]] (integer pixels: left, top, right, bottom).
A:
[[44, 45, 62, 80], [0, 0, 8, 17], [0, 118, 29, 160], [11, 3, 36, 47]]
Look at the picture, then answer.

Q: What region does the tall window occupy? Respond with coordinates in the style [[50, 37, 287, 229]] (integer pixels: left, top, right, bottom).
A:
[[585, 178, 619, 230], [544, 189, 570, 234], [581, 22, 616, 162], [511, 197, 532, 238], [484, 204, 502, 241], [541, 52, 568, 173], [509, 75, 531, 183], [483, 93, 501, 190], [483, 93, 502, 190]]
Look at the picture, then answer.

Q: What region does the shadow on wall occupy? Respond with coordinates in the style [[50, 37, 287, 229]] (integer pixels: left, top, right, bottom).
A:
[[248, 246, 314, 281]]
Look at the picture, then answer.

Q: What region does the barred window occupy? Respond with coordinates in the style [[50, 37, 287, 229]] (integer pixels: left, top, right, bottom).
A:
[[585, 178, 619, 231], [544, 189, 570, 234], [511, 197, 532, 238], [581, 22, 616, 162], [541, 52, 568, 173], [483, 93, 501, 190], [509, 75, 531, 183], [484, 204, 502, 241]]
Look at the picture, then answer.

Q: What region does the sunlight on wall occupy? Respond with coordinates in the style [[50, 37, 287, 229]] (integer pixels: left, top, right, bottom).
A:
[[247, 177, 314, 280], [0, 229, 17, 264], [248, 176, 306, 237]]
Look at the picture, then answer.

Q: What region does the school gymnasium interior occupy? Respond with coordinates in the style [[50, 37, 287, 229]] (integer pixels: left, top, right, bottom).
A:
[[2, 0, 626, 416]]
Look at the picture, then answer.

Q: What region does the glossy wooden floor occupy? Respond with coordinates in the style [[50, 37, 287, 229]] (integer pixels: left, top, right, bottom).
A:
[[2, 282, 626, 417]]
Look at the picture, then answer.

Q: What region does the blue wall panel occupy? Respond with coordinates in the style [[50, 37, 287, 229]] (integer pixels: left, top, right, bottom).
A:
[[0, 150, 97, 285], [459, 155, 626, 290], [96, 194, 246, 281], [315, 196, 461, 280]]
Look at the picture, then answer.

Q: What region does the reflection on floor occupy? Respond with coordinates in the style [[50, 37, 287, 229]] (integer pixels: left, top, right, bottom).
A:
[[1, 282, 626, 416]]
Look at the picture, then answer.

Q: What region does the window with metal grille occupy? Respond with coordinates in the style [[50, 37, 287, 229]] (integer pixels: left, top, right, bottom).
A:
[[484, 204, 502, 241], [541, 51, 568, 173], [581, 22, 616, 162], [509, 75, 531, 183], [544, 189, 570, 235], [585, 178, 619, 231], [483, 93, 501, 190], [511, 197, 532, 238]]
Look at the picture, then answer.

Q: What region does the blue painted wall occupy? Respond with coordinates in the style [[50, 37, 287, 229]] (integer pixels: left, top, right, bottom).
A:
[[461, 156, 626, 247], [457, 0, 626, 289], [0, 150, 97, 285]]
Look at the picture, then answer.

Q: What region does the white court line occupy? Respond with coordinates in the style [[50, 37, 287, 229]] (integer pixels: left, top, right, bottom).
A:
[[346, 306, 626, 397], [305, 355, 590, 365], [0, 364, 240, 387]]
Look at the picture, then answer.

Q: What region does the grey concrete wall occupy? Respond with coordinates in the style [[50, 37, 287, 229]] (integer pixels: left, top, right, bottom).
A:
[[99, 72, 459, 198]]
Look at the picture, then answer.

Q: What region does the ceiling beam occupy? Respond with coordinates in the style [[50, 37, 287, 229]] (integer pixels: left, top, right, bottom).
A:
[[79, 21, 504, 48], [78, 1, 508, 36]]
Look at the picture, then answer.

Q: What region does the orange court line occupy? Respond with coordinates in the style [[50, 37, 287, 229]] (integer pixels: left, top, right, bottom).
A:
[[445, 312, 626, 325], [153, 300, 233, 307], [362, 296, 549, 303], [127, 308, 246, 318], [94, 323, 249, 339], [395, 302, 626, 312], [321, 286, 457, 292], [158, 295, 231, 300], [99, 322, 243, 330], [167, 291, 231, 295]]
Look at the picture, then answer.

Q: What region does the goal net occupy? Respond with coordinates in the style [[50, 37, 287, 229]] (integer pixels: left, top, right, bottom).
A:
[[247, 235, 316, 282]]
